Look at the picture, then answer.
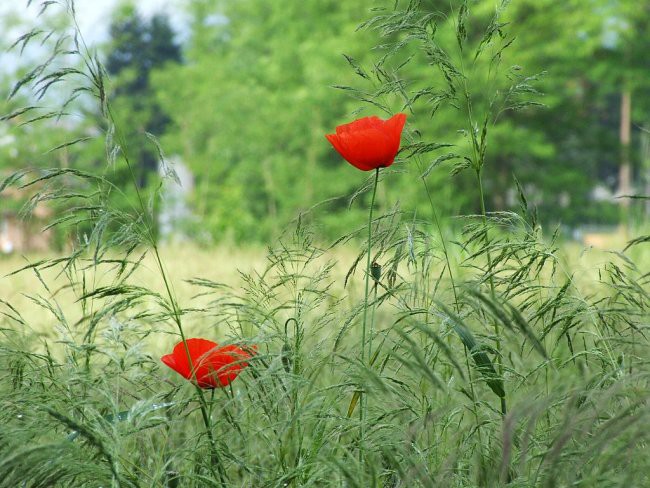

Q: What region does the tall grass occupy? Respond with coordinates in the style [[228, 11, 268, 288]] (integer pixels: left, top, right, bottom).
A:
[[1, 1, 649, 487]]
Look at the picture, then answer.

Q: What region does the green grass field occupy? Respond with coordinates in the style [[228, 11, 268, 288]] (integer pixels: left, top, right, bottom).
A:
[[0, 238, 634, 343], [2, 1, 649, 486], [1, 232, 648, 487]]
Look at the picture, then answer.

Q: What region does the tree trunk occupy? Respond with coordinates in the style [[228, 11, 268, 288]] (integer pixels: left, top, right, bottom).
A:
[[641, 121, 650, 217], [618, 87, 632, 232]]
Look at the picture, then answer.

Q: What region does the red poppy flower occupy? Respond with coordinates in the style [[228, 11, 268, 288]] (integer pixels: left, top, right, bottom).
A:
[[161, 338, 254, 389], [325, 113, 407, 171]]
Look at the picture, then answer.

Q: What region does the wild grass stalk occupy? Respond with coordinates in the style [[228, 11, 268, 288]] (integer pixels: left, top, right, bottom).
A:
[[0, 1, 649, 487]]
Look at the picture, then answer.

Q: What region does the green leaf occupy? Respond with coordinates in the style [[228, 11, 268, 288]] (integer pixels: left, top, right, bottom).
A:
[[437, 302, 505, 398]]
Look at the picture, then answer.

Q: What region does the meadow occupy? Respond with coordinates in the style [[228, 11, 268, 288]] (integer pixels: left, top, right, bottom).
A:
[[0, 239, 636, 342], [1, 1, 650, 487], [1, 231, 648, 487]]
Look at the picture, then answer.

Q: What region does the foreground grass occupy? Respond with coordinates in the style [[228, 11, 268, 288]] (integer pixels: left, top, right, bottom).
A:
[[0, 238, 637, 348], [1, 232, 648, 487], [1, 1, 648, 485], [0, 245, 267, 343]]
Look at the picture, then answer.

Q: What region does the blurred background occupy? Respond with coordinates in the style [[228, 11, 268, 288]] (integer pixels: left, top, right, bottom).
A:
[[0, 0, 648, 252]]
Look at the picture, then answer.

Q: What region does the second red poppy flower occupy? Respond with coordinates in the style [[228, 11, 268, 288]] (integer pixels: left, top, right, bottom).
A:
[[161, 338, 254, 389]]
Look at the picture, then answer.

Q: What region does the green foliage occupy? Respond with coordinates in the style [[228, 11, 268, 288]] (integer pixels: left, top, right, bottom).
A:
[[99, 4, 182, 228], [1, 219, 649, 486], [149, 0, 644, 241], [153, 0, 385, 242], [2, 2, 650, 486], [4, 0, 648, 242]]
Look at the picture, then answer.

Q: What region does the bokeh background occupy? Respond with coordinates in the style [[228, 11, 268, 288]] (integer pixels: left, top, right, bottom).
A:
[[1, 0, 648, 252]]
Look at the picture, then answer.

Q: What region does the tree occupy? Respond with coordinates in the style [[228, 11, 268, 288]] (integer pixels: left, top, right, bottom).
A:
[[104, 4, 181, 188], [153, 0, 385, 242], [149, 0, 650, 242]]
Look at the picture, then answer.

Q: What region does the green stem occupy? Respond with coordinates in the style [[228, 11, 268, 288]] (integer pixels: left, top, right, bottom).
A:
[[106, 107, 227, 486], [418, 160, 485, 453], [150, 242, 227, 483], [476, 168, 507, 416], [420, 175, 460, 309], [70, 22, 227, 485], [359, 167, 380, 462], [368, 283, 378, 362]]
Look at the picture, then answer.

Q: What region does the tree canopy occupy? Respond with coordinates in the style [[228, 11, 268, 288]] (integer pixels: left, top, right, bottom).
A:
[[2, 0, 648, 243]]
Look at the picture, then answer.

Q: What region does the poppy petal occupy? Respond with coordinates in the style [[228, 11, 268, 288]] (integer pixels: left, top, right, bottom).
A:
[[325, 133, 348, 160], [340, 129, 392, 170], [326, 114, 407, 171], [385, 113, 407, 140], [161, 353, 177, 371], [169, 338, 219, 380], [199, 344, 253, 387], [161, 338, 255, 389], [384, 113, 407, 159], [336, 116, 382, 135]]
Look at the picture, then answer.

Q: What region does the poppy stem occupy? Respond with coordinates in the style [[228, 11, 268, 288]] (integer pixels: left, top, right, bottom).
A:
[[153, 251, 228, 484], [198, 391, 228, 485], [103, 88, 228, 487], [359, 167, 380, 461]]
